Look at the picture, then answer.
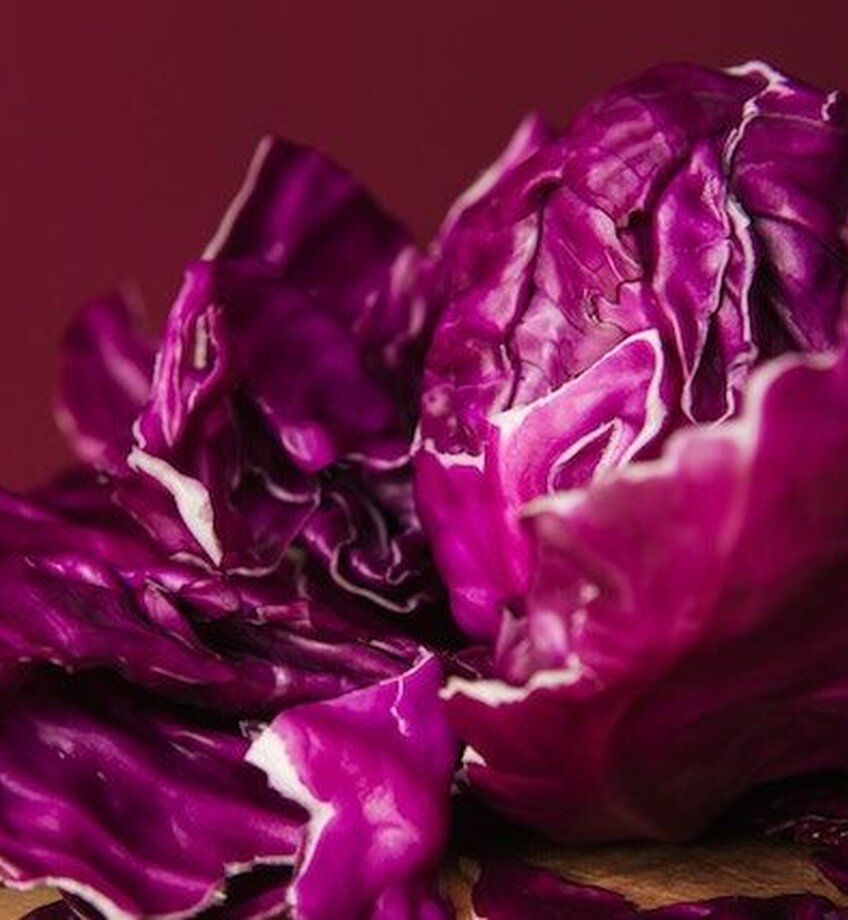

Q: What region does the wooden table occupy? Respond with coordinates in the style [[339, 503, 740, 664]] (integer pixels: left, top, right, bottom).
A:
[[0, 888, 53, 919], [2, 839, 845, 919]]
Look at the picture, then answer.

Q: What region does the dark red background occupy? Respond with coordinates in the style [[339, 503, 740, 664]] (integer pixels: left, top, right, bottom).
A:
[[1, 0, 846, 489]]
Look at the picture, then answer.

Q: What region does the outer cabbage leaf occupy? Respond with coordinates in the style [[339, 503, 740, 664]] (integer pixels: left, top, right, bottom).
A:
[[0, 471, 419, 715], [247, 655, 456, 920], [0, 483, 154, 571], [0, 552, 411, 715], [0, 671, 303, 920], [445, 344, 848, 841], [56, 293, 155, 473]]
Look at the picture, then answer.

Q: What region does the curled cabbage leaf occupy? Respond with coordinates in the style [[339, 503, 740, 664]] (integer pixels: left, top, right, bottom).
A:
[[58, 139, 441, 616], [247, 655, 456, 920]]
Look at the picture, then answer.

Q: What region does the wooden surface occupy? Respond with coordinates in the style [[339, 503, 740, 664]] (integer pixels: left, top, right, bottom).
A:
[[0, 887, 53, 919], [2, 840, 846, 919], [444, 840, 847, 914]]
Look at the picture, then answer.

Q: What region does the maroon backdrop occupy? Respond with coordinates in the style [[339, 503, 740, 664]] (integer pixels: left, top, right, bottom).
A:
[[1, 0, 846, 489]]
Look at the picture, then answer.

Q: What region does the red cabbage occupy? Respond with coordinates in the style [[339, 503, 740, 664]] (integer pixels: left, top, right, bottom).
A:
[[420, 62, 848, 841], [4, 59, 848, 918]]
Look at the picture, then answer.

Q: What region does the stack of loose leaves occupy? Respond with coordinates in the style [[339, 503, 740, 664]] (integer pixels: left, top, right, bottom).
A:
[[4, 61, 848, 918]]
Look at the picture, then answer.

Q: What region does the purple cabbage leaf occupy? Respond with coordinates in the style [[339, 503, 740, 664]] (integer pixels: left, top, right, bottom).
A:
[[445, 343, 848, 841], [246, 654, 457, 920]]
